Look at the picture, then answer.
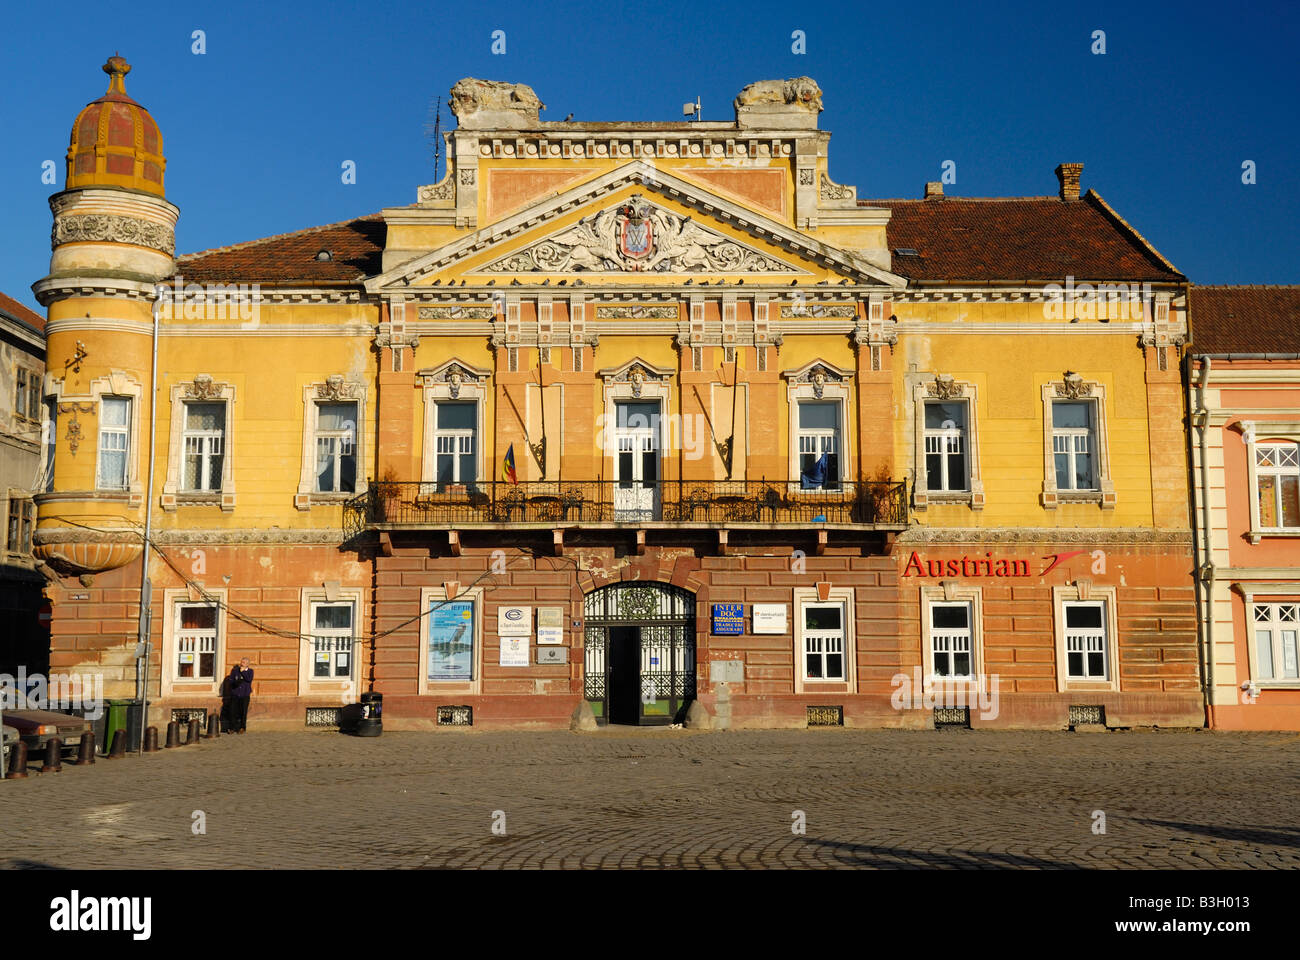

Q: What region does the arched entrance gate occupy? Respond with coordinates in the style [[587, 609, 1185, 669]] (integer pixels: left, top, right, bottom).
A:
[[583, 582, 696, 725]]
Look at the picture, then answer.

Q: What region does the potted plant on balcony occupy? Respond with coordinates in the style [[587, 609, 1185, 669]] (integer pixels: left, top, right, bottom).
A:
[[376, 467, 402, 523]]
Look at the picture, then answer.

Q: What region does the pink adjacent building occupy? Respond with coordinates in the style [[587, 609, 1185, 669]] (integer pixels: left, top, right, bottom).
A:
[[1189, 286, 1300, 729]]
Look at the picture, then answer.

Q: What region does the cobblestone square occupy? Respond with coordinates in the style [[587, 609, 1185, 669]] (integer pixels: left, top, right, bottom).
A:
[[2, 728, 1298, 870]]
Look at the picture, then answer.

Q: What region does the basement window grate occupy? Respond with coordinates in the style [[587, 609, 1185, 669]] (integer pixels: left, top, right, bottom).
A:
[[171, 708, 207, 725], [305, 707, 342, 728], [806, 705, 843, 727], [438, 705, 473, 726], [934, 706, 971, 728], [1069, 704, 1105, 727]]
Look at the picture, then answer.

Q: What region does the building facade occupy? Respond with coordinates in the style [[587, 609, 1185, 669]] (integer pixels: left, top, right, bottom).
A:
[[34, 60, 1202, 730], [1188, 286, 1300, 730], [0, 292, 49, 677]]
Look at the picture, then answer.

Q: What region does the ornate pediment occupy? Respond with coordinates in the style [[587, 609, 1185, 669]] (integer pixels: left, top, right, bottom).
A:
[[926, 374, 966, 400], [782, 360, 853, 398], [417, 360, 491, 397], [315, 375, 361, 401], [1055, 372, 1094, 399], [596, 358, 675, 397], [183, 374, 229, 400], [479, 194, 795, 275]]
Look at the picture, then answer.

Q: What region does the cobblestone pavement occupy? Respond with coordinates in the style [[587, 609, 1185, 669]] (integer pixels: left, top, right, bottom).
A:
[[2, 728, 1298, 869]]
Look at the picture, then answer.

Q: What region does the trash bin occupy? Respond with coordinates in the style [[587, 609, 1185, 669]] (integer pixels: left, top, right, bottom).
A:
[[101, 699, 143, 754], [356, 692, 382, 737]]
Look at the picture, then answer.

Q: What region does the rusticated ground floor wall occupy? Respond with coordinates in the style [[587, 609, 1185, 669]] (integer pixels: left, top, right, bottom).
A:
[[39, 529, 1205, 731]]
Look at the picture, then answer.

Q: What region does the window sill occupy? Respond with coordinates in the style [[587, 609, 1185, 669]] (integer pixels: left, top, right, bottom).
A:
[[1248, 529, 1300, 544], [1253, 680, 1300, 690]]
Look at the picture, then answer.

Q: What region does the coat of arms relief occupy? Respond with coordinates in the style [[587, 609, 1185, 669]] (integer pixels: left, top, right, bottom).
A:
[[481, 195, 790, 274]]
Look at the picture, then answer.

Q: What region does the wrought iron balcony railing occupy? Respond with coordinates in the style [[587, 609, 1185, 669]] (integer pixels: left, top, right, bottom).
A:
[[344, 479, 907, 535]]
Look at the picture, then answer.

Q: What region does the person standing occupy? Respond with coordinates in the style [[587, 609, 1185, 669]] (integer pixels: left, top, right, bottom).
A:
[[228, 657, 254, 734]]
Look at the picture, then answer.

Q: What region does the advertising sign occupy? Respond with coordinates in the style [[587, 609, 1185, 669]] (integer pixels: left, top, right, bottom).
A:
[[500, 636, 529, 667], [711, 603, 744, 635], [498, 605, 532, 637], [428, 600, 475, 681], [536, 606, 564, 645], [752, 603, 788, 634]]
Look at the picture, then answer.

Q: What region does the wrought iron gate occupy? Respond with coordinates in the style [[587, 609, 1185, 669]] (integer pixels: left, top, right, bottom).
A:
[[583, 582, 696, 725]]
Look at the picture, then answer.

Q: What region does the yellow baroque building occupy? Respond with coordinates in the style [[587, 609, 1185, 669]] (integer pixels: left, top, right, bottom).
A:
[[32, 60, 1198, 732]]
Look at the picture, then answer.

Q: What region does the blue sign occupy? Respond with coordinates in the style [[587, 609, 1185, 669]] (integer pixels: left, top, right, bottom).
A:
[[712, 603, 744, 635]]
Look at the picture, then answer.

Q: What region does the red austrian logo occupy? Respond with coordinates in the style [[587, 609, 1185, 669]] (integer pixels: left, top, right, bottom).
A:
[[902, 550, 1090, 578]]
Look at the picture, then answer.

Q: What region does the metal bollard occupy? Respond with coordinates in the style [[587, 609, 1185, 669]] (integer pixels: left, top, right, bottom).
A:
[[143, 727, 159, 752], [164, 721, 181, 748], [6, 741, 28, 779], [41, 737, 63, 773], [205, 712, 220, 739], [75, 734, 96, 765], [108, 728, 128, 758], [187, 718, 202, 744]]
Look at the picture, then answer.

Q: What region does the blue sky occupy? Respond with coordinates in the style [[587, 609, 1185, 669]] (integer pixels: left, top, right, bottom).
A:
[[1, 0, 1296, 313]]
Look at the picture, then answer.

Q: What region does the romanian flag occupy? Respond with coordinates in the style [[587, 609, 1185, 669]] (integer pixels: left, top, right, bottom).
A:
[[501, 444, 518, 484]]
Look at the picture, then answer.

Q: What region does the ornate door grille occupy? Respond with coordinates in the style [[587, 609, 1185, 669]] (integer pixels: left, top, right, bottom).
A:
[[583, 583, 696, 725]]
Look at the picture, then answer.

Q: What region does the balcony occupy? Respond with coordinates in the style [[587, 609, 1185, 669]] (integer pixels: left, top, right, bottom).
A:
[[344, 479, 907, 536]]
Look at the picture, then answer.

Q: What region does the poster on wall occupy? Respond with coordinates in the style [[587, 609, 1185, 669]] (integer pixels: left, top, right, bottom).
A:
[[500, 636, 530, 667], [428, 600, 475, 681]]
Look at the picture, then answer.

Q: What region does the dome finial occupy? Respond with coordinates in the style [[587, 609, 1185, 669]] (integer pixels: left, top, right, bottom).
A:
[[102, 54, 131, 96]]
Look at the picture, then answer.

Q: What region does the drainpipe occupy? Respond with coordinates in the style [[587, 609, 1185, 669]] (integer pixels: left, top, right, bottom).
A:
[[1192, 356, 1214, 726], [135, 289, 161, 753]]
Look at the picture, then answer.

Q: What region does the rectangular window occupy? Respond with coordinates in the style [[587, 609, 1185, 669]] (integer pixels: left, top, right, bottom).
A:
[[15, 369, 29, 419], [175, 603, 218, 680], [1052, 400, 1096, 491], [311, 602, 355, 679], [182, 402, 225, 492], [1253, 603, 1299, 681], [314, 401, 357, 493], [97, 396, 131, 489], [924, 400, 968, 492], [802, 602, 845, 681], [27, 372, 40, 422], [798, 401, 840, 489], [1256, 443, 1300, 529], [1064, 601, 1108, 679], [8, 499, 34, 554], [930, 602, 973, 678], [433, 401, 477, 487]]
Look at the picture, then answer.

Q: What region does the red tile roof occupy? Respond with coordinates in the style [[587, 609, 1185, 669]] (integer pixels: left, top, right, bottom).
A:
[[1189, 285, 1300, 355], [172, 190, 1183, 286], [0, 291, 45, 332], [175, 214, 385, 284], [874, 192, 1183, 283]]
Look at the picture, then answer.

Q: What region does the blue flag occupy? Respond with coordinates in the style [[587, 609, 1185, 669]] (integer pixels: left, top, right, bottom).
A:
[[801, 452, 828, 489]]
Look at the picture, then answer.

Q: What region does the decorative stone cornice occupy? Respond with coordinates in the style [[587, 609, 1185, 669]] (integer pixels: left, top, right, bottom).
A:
[[896, 527, 1193, 545], [52, 213, 175, 256]]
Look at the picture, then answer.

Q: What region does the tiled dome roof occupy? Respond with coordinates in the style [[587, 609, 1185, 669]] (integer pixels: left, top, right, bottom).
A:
[[66, 55, 165, 196]]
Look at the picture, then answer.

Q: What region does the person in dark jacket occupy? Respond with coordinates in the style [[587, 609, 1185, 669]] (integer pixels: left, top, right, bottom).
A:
[[228, 658, 253, 733]]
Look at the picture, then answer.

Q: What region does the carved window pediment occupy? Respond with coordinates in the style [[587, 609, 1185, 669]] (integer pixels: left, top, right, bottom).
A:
[[316, 375, 361, 401], [927, 375, 966, 400], [597, 359, 674, 398], [183, 374, 229, 400], [1055, 372, 1093, 399], [782, 361, 852, 399], [417, 360, 491, 398]]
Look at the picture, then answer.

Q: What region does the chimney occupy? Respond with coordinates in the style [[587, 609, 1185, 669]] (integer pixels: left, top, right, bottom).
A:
[[924, 181, 944, 200], [1055, 163, 1083, 202]]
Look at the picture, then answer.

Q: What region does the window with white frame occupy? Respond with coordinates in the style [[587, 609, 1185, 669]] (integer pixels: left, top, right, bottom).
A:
[[802, 602, 846, 681], [797, 401, 840, 489], [924, 400, 968, 492], [1052, 400, 1097, 491], [175, 603, 219, 680], [182, 402, 225, 492], [314, 402, 357, 494], [433, 401, 477, 487], [929, 601, 974, 679], [1255, 443, 1300, 530], [1253, 602, 1299, 681], [1063, 601, 1109, 680], [97, 396, 131, 489], [310, 601, 355, 679]]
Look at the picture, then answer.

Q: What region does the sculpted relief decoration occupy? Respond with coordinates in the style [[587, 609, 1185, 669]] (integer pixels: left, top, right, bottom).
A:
[[52, 214, 176, 256], [480, 195, 791, 274]]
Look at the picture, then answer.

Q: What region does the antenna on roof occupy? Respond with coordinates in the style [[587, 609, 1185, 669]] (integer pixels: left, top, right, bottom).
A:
[[425, 95, 443, 182], [683, 96, 701, 121]]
